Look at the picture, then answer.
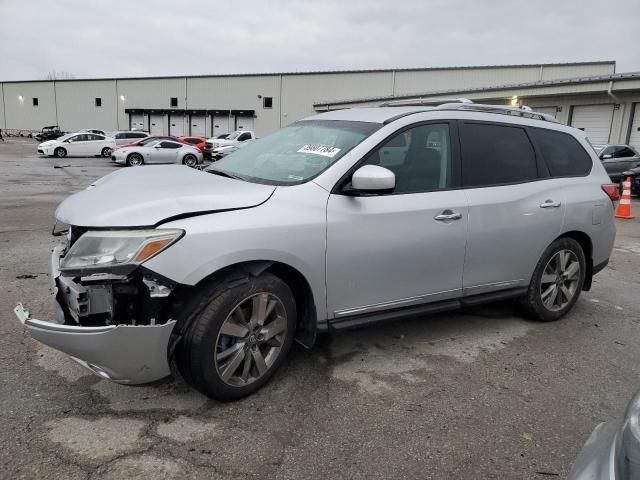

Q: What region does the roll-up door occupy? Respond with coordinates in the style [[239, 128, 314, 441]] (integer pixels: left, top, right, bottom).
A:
[[169, 114, 185, 136], [190, 115, 206, 136], [212, 114, 230, 136], [236, 115, 254, 132], [149, 114, 166, 135], [570, 104, 614, 144], [129, 113, 145, 130], [532, 107, 558, 119], [628, 104, 640, 150]]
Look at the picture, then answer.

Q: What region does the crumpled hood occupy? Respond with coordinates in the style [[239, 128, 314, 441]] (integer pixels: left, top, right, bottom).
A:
[[55, 165, 275, 227]]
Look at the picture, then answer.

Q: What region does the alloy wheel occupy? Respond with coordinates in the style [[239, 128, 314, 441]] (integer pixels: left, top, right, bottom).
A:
[[214, 292, 288, 387], [129, 154, 142, 166], [539, 249, 580, 311], [184, 155, 197, 167]]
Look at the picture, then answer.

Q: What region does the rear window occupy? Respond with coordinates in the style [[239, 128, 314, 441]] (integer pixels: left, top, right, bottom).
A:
[[530, 128, 592, 177], [460, 123, 538, 187]]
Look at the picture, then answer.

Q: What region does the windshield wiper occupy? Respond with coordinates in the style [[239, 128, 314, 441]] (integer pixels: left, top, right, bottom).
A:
[[206, 168, 243, 180]]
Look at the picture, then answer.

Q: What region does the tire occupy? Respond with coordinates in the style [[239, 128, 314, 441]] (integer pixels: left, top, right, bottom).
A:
[[183, 154, 197, 167], [126, 153, 144, 166], [54, 147, 67, 158], [178, 272, 296, 401], [520, 237, 586, 322], [101, 147, 112, 158]]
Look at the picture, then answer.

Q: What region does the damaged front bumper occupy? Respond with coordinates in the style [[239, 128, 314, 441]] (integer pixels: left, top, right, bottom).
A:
[[14, 244, 177, 384]]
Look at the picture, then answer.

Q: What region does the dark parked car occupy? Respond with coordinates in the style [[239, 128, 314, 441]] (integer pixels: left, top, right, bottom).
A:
[[34, 125, 64, 142], [620, 165, 640, 195], [593, 144, 640, 183]]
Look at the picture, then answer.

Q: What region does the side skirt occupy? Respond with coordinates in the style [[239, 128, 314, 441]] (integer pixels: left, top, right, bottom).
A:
[[325, 287, 528, 332]]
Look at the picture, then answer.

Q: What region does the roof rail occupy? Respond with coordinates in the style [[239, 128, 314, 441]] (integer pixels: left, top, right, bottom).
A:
[[435, 103, 560, 123], [379, 97, 473, 107]]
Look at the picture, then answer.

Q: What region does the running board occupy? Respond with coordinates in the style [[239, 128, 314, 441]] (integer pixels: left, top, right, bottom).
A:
[[327, 287, 528, 332]]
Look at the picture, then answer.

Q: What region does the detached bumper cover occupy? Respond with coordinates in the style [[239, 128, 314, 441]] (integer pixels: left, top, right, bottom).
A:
[[15, 303, 176, 384]]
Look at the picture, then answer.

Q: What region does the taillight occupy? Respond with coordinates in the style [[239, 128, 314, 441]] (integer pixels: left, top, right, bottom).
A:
[[602, 184, 620, 202]]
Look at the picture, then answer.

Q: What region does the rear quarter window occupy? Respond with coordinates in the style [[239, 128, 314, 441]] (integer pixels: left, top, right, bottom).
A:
[[530, 128, 592, 177]]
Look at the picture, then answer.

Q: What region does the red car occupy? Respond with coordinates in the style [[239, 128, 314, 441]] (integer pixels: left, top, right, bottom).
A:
[[178, 136, 207, 154], [113, 135, 184, 151]]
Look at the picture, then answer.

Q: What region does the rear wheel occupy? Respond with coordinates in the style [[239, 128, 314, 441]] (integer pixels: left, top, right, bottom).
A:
[[183, 154, 197, 167], [54, 147, 67, 158], [520, 237, 586, 321], [178, 273, 296, 401], [126, 153, 143, 166], [101, 147, 112, 158]]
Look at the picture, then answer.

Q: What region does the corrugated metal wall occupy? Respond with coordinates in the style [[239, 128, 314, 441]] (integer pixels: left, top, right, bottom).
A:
[[56, 80, 118, 132], [2, 82, 57, 130], [0, 62, 618, 134]]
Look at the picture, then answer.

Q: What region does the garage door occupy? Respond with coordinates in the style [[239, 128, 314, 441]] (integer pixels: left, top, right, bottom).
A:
[[236, 115, 254, 132], [532, 107, 558, 119], [570, 104, 614, 144], [190, 115, 206, 136], [212, 114, 230, 136], [149, 114, 166, 135], [169, 115, 185, 136], [628, 104, 640, 150], [130, 113, 145, 130]]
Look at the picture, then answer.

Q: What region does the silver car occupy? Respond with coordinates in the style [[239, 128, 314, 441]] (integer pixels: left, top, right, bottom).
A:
[[112, 130, 150, 146], [15, 103, 617, 401], [111, 139, 203, 167]]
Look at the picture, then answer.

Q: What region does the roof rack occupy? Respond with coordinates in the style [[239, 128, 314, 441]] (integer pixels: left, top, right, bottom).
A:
[[435, 102, 560, 123], [379, 97, 473, 107]]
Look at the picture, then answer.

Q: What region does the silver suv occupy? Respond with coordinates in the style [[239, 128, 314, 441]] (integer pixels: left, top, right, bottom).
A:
[[14, 102, 617, 401]]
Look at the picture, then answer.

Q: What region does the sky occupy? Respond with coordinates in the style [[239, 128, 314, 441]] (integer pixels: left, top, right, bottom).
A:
[[1, 0, 639, 81]]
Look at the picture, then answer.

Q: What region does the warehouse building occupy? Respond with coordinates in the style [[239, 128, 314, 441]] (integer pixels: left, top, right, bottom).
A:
[[1, 60, 639, 148]]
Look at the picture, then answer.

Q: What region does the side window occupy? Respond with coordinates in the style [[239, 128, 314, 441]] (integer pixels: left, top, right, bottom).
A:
[[362, 123, 452, 194], [160, 141, 181, 149], [460, 123, 537, 187], [529, 128, 592, 177], [115, 133, 125, 139], [87, 134, 103, 141], [613, 146, 636, 158], [73, 134, 89, 142]]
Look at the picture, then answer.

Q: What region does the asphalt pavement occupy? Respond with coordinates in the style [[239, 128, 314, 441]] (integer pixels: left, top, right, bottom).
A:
[[1, 138, 639, 479]]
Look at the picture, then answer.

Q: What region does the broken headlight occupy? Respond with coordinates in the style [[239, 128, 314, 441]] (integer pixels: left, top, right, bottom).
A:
[[59, 229, 184, 273]]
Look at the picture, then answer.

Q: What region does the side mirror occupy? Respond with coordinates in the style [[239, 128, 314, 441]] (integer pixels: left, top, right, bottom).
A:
[[602, 154, 612, 159], [348, 165, 395, 194]]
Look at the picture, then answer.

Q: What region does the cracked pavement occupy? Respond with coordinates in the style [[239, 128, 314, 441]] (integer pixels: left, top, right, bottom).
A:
[[1, 138, 640, 479]]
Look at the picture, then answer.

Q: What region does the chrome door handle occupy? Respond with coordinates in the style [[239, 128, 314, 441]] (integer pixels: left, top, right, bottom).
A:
[[540, 200, 561, 208], [434, 211, 462, 221]]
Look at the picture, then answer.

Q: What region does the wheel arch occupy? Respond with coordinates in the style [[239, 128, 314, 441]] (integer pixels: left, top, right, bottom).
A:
[[555, 230, 593, 291], [171, 260, 318, 353]]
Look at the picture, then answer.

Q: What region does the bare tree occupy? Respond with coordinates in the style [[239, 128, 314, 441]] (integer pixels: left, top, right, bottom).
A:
[[44, 71, 76, 80]]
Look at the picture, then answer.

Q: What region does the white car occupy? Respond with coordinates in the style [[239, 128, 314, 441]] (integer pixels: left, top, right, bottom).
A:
[[79, 128, 107, 136], [110, 139, 203, 167], [37, 133, 116, 158]]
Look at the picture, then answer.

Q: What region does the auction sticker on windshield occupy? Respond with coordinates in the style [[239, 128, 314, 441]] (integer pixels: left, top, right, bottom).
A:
[[297, 144, 341, 158]]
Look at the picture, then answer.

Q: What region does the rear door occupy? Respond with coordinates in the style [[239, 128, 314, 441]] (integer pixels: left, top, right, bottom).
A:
[[459, 121, 565, 295]]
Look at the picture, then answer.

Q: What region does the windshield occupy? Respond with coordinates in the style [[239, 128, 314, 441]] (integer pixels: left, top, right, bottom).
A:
[[226, 132, 240, 140], [205, 120, 381, 185], [144, 140, 161, 148], [216, 134, 230, 139], [57, 133, 75, 141], [592, 145, 605, 153], [141, 137, 161, 145]]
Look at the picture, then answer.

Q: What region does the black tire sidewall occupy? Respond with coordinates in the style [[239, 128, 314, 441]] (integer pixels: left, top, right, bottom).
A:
[[102, 147, 112, 157], [180, 273, 296, 401], [127, 153, 143, 166], [55, 147, 66, 158], [523, 237, 586, 322]]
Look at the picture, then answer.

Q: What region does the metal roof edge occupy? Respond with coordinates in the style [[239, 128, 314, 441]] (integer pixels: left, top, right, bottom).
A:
[[0, 61, 616, 84]]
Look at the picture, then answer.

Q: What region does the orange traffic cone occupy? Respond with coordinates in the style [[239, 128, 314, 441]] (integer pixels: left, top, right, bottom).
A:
[[615, 177, 635, 219]]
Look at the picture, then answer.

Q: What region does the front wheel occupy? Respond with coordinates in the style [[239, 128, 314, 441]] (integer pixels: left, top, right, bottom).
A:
[[178, 273, 296, 401], [54, 147, 67, 158], [183, 154, 197, 167], [520, 237, 586, 322]]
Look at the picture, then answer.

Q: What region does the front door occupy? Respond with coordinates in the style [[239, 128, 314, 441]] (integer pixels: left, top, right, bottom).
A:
[[149, 141, 181, 163], [458, 121, 565, 294], [326, 122, 468, 318]]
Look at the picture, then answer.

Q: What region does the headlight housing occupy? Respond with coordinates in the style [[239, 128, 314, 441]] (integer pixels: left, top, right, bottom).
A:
[[59, 229, 183, 274]]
